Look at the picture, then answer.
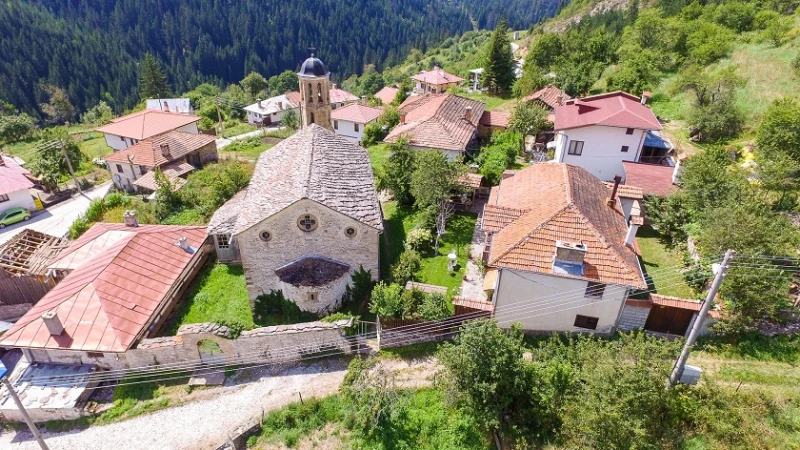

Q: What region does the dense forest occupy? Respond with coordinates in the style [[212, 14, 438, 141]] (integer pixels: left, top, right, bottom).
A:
[[0, 0, 563, 119]]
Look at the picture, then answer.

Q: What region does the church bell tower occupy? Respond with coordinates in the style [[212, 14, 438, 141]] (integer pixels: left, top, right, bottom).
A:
[[297, 52, 332, 131]]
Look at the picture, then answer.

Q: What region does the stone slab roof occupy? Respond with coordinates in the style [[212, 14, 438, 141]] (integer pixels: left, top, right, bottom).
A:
[[208, 125, 383, 235], [103, 131, 215, 167], [483, 162, 646, 289]]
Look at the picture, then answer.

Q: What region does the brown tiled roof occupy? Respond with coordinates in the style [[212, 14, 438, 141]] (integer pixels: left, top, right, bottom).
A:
[[479, 111, 510, 128], [521, 84, 571, 109], [411, 68, 465, 85], [374, 86, 399, 105], [103, 131, 216, 167], [452, 297, 495, 312], [133, 160, 195, 191], [331, 103, 383, 124], [384, 94, 485, 152], [285, 91, 302, 105], [483, 163, 646, 288], [458, 173, 484, 190], [604, 182, 644, 200], [96, 110, 201, 140], [208, 125, 383, 235], [1, 223, 208, 352], [482, 205, 528, 233], [649, 294, 703, 311], [622, 161, 678, 197]]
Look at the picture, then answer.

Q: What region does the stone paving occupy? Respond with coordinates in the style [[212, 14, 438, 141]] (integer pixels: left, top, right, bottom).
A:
[[459, 198, 488, 301]]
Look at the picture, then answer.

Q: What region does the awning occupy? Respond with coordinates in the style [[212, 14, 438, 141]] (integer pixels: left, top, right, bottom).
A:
[[483, 268, 498, 291]]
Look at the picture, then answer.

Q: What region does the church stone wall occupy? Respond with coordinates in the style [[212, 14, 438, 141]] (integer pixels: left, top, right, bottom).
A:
[[238, 199, 380, 313]]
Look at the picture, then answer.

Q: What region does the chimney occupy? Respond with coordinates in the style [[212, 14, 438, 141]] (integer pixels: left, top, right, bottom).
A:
[[625, 216, 644, 247], [672, 158, 683, 185], [554, 241, 587, 265], [464, 106, 472, 122], [332, 83, 337, 90], [123, 210, 139, 227], [400, 111, 407, 124], [641, 91, 651, 105], [607, 175, 621, 207], [163, 101, 170, 112], [42, 311, 64, 335], [160, 143, 170, 158], [0, 155, 6, 167], [361, 95, 367, 106], [175, 236, 194, 252], [257, 98, 263, 108], [277, 101, 282, 110], [557, 93, 564, 106]]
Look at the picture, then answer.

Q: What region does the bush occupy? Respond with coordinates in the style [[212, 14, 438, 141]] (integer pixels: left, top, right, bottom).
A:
[[103, 192, 130, 209], [369, 282, 405, 318], [391, 249, 421, 284], [68, 215, 90, 239], [340, 266, 376, 311], [361, 122, 384, 147], [252, 290, 318, 325], [419, 292, 452, 320], [477, 146, 508, 186], [404, 227, 432, 252], [216, 319, 245, 339], [689, 99, 743, 141], [84, 198, 106, 222]]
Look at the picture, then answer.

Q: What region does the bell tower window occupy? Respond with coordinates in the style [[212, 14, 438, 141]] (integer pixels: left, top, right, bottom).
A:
[[307, 83, 313, 103], [317, 83, 323, 103]]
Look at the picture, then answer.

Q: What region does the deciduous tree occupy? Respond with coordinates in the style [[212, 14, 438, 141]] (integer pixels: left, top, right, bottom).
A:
[[240, 72, 268, 97], [39, 85, 75, 125]]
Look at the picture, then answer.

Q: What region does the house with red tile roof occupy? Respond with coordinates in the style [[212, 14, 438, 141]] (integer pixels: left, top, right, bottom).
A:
[[331, 103, 383, 143], [0, 222, 209, 368], [384, 94, 486, 159], [96, 110, 202, 151], [552, 91, 665, 182], [411, 66, 464, 94], [102, 131, 217, 193], [0, 154, 35, 212], [374, 86, 399, 105], [481, 162, 647, 334], [522, 84, 571, 112]]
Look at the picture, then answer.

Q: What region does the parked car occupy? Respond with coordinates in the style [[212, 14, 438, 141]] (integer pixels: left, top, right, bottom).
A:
[[0, 207, 31, 228]]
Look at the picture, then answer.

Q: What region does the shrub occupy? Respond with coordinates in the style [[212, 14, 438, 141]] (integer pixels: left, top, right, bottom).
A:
[[361, 122, 384, 147], [103, 192, 130, 209], [404, 227, 432, 252], [419, 292, 452, 320], [688, 99, 743, 141], [84, 198, 106, 222], [369, 282, 405, 318], [477, 146, 508, 186], [391, 249, 421, 284], [252, 290, 318, 325], [340, 266, 376, 311], [68, 215, 90, 239], [216, 319, 246, 339], [321, 312, 359, 335], [401, 288, 426, 318]]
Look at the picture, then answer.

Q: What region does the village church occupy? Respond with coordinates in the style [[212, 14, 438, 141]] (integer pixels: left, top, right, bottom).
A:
[[208, 55, 384, 313]]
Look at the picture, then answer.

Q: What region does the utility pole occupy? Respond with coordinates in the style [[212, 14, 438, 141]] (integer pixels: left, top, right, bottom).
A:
[[667, 249, 735, 388], [57, 137, 81, 193], [215, 96, 224, 138], [1, 377, 51, 450]]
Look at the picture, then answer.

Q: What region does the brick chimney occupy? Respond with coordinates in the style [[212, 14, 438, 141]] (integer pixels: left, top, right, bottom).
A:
[[160, 143, 170, 158], [607, 175, 621, 207], [277, 101, 282, 110], [400, 111, 407, 124], [465, 106, 472, 121], [42, 311, 64, 335]]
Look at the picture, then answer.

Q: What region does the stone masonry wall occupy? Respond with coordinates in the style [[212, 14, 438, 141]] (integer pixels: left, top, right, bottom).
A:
[[0, 303, 33, 321], [238, 199, 380, 313], [617, 303, 651, 331]]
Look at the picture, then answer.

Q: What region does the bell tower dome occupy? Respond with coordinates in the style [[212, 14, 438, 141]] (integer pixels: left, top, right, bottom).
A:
[[298, 53, 332, 131]]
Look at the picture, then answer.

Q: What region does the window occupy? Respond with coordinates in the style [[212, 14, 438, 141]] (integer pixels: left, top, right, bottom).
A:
[[625, 128, 634, 135], [567, 140, 584, 156], [574, 315, 599, 330], [585, 281, 605, 299], [345, 227, 357, 237], [307, 83, 313, 103], [116, 164, 123, 173], [354, 123, 360, 132], [297, 214, 318, 232], [216, 234, 231, 249], [0, 194, 8, 203], [310, 112, 315, 124], [259, 231, 272, 242], [317, 83, 323, 103], [621, 145, 629, 153], [139, 166, 148, 175], [309, 292, 318, 302], [334, 120, 338, 130]]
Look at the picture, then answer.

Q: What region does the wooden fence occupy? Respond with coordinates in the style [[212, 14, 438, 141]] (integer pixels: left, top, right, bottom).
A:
[[0, 276, 54, 306]]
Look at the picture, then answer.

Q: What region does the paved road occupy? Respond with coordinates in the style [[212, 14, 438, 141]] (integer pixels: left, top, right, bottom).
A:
[[0, 182, 112, 245]]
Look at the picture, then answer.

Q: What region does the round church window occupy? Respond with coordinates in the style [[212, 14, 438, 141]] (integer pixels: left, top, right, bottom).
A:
[[297, 214, 318, 232], [345, 227, 357, 237], [259, 231, 272, 242]]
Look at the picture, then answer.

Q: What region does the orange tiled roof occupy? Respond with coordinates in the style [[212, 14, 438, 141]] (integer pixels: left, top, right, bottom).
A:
[[479, 110, 511, 128], [411, 67, 465, 85], [384, 94, 485, 152], [483, 163, 646, 288], [331, 103, 383, 124], [604, 182, 644, 200], [374, 86, 399, 105], [622, 161, 678, 197], [452, 297, 495, 312], [103, 131, 215, 167], [521, 84, 571, 109], [96, 110, 201, 140], [0, 223, 208, 352]]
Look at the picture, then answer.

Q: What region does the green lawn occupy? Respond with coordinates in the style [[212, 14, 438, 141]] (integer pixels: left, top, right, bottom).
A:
[[367, 143, 391, 171], [381, 201, 477, 292], [4, 129, 113, 180], [220, 136, 274, 160], [165, 262, 255, 333], [459, 91, 514, 111], [222, 120, 257, 138], [636, 227, 694, 299]]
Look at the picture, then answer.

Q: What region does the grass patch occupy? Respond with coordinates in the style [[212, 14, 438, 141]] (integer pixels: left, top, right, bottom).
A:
[[93, 378, 187, 425], [263, 127, 296, 139], [222, 121, 257, 138], [378, 341, 442, 359], [636, 226, 695, 299], [696, 333, 800, 363], [160, 207, 207, 225], [220, 136, 273, 160], [458, 91, 514, 111], [165, 261, 255, 334], [381, 201, 477, 292], [367, 143, 391, 172], [255, 395, 347, 448]]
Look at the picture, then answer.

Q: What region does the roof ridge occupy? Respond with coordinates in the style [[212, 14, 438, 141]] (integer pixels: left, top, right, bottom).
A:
[[566, 201, 638, 282], [562, 164, 573, 204], [489, 203, 572, 266], [305, 126, 317, 199]]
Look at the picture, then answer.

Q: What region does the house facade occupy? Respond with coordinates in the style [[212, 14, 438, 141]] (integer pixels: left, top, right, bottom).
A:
[[411, 67, 464, 94], [481, 163, 647, 334], [331, 103, 383, 143], [0, 154, 35, 211], [96, 110, 202, 151], [102, 131, 217, 192], [207, 125, 383, 314], [552, 92, 662, 181], [244, 94, 300, 125]]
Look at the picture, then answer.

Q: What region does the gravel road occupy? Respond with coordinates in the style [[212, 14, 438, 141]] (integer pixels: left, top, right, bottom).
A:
[[0, 360, 350, 450]]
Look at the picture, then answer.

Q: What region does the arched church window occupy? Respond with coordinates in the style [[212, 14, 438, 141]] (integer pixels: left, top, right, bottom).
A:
[[307, 83, 313, 103], [310, 112, 315, 124], [317, 83, 323, 103], [298, 214, 318, 232]]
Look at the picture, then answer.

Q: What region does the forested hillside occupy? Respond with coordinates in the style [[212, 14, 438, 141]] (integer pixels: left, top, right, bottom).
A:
[[0, 0, 563, 119]]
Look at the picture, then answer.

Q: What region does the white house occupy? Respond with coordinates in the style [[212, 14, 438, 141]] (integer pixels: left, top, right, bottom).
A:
[[244, 93, 301, 125], [331, 103, 383, 143], [0, 154, 35, 212], [95, 110, 202, 151], [481, 163, 647, 334], [552, 91, 662, 182], [145, 98, 194, 114]]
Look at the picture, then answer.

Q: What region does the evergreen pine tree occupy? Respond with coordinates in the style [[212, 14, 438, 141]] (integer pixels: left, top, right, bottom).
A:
[[481, 18, 516, 94], [139, 53, 172, 100]]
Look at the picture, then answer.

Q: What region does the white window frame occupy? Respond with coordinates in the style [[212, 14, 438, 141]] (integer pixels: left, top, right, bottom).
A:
[[216, 233, 231, 249]]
